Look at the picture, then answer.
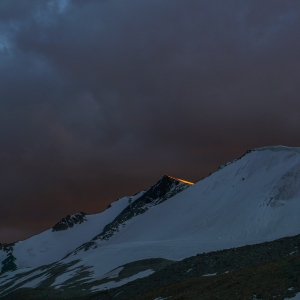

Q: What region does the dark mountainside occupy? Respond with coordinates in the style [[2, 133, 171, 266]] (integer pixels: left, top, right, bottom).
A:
[[2, 233, 300, 300]]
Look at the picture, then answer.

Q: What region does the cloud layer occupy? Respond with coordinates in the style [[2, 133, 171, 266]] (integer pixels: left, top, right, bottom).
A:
[[1, 0, 300, 242]]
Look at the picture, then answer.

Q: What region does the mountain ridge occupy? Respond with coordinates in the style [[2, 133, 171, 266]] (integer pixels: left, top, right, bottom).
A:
[[0, 175, 192, 273], [2, 146, 300, 299]]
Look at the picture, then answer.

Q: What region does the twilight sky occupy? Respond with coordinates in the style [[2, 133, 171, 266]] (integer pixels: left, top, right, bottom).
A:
[[1, 0, 300, 243]]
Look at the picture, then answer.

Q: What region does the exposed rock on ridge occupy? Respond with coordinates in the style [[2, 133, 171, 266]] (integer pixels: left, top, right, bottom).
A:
[[92, 175, 193, 242], [72, 175, 193, 252], [52, 212, 87, 231]]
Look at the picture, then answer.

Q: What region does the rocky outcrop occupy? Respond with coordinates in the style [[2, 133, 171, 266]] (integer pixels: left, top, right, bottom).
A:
[[1, 253, 17, 274], [52, 212, 87, 231]]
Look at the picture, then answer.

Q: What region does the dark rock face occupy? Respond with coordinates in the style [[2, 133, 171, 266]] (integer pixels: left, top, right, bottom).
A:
[[1, 253, 17, 274], [52, 212, 87, 232], [0, 243, 17, 274], [0, 243, 15, 253]]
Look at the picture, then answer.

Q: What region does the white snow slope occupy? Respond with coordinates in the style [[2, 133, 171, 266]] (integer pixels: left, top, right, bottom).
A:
[[63, 146, 300, 276], [2, 146, 300, 293], [0, 193, 142, 269], [100, 146, 300, 245], [0, 175, 191, 272]]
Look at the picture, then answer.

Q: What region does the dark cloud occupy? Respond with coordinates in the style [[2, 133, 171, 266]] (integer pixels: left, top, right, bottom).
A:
[[1, 0, 300, 242]]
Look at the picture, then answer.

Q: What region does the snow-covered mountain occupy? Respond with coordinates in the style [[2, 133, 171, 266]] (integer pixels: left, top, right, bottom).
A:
[[2, 146, 300, 298], [0, 175, 192, 272]]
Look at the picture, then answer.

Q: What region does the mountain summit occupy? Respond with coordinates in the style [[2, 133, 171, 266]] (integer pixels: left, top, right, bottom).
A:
[[93, 174, 193, 242], [2, 146, 300, 298], [69, 175, 193, 253]]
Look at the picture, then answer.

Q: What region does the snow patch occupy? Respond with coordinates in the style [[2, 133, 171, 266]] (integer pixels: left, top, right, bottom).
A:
[[90, 269, 155, 292], [203, 272, 217, 276]]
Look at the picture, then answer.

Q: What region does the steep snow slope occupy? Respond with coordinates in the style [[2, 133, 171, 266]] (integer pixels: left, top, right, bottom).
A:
[[58, 146, 300, 279], [102, 146, 300, 244], [72, 175, 193, 252], [0, 176, 191, 271], [1, 195, 132, 270]]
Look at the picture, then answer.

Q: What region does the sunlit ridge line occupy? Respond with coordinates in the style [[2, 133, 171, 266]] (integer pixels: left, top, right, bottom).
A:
[[166, 175, 194, 185]]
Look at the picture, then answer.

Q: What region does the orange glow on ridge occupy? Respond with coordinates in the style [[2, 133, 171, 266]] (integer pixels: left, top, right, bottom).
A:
[[167, 175, 194, 185]]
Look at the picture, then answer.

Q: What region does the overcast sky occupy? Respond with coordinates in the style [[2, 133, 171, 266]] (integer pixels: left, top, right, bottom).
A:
[[1, 0, 300, 243]]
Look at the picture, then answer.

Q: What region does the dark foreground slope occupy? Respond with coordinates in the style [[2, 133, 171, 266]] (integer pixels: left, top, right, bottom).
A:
[[3, 233, 300, 300], [131, 254, 300, 300]]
